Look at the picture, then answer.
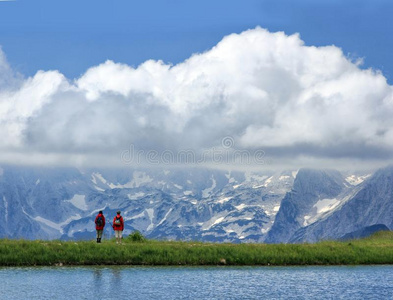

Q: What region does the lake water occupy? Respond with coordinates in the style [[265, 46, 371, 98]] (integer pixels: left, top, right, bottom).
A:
[[0, 265, 392, 299]]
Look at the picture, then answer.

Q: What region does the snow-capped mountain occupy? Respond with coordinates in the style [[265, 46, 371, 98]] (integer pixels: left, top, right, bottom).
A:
[[0, 165, 294, 242], [264, 168, 381, 243], [0, 164, 390, 243], [265, 168, 347, 243], [289, 166, 393, 243]]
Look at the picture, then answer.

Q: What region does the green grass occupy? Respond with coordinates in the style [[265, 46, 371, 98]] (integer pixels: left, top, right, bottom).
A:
[[1, 231, 393, 267]]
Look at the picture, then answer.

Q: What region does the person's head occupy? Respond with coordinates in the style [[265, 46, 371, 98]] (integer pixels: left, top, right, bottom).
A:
[[117, 210, 121, 215], [99, 210, 103, 214]]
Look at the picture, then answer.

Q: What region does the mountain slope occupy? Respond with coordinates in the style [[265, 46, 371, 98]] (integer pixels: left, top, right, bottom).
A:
[[265, 168, 349, 243], [1, 164, 389, 243], [0, 165, 294, 242], [290, 166, 393, 242]]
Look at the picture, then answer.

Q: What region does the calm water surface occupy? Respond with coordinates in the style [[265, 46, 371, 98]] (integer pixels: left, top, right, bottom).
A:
[[0, 265, 392, 299]]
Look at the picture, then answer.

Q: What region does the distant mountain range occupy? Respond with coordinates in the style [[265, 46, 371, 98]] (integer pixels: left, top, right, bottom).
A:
[[0, 164, 391, 243]]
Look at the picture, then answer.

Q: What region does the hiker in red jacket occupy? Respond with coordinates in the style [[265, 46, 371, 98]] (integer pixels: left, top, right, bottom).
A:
[[113, 210, 124, 244], [94, 210, 106, 243]]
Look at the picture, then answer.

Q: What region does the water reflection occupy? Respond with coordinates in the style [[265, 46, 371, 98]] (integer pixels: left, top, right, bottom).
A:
[[110, 267, 123, 295], [92, 268, 103, 297]]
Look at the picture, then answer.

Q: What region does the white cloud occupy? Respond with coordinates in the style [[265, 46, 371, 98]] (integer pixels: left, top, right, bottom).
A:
[[0, 69, 68, 148], [1, 27, 393, 168]]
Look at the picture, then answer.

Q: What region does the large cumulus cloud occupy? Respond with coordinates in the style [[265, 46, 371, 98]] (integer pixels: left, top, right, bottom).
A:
[[1, 27, 393, 168]]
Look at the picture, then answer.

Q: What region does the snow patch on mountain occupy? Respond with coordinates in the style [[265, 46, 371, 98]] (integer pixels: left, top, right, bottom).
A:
[[303, 198, 340, 226], [33, 214, 82, 234], [203, 215, 226, 230], [235, 203, 246, 210], [146, 208, 154, 231], [213, 217, 225, 226], [128, 192, 146, 200], [130, 211, 145, 220], [264, 176, 274, 186], [92, 172, 107, 185], [66, 194, 88, 211], [315, 198, 340, 214], [264, 209, 276, 216], [307, 186, 365, 227], [217, 196, 232, 204], [252, 184, 265, 189], [345, 174, 371, 186], [157, 208, 173, 227]]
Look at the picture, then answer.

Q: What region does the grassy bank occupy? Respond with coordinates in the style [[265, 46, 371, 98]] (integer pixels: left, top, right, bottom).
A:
[[1, 231, 393, 267]]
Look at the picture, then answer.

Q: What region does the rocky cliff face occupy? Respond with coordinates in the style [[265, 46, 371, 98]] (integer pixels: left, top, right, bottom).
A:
[[290, 166, 393, 243], [264, 169, 347, 243]]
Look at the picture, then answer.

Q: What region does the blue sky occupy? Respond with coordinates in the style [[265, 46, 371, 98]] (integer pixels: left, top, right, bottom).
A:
[[1, 0, 393, 81], [1, 0, 393, 170]]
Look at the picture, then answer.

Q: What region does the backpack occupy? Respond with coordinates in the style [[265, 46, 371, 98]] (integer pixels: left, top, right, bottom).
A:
[[96, 216, 103, 227], [114, 216, 121, 226]]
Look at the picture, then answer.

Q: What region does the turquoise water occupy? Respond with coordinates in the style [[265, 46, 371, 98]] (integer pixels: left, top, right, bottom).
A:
[[1, 265, 392, 299]]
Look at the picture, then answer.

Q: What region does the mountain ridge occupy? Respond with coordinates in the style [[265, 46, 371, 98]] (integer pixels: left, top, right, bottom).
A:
[[0, 164, 389, 243]]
